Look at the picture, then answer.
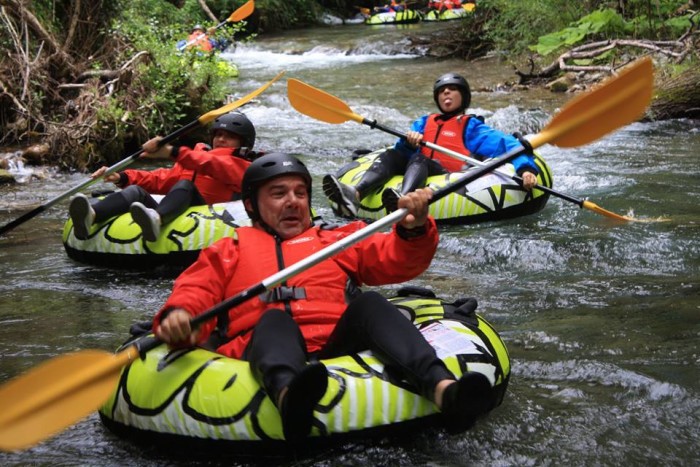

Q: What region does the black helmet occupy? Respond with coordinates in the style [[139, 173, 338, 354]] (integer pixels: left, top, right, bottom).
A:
[[192, 24, 205, 32], [210, 112, 256, 148], [241, 153, 312, 220], [433, 73, 471, 113]]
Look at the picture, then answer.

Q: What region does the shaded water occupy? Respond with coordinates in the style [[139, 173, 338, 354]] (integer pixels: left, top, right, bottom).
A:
[[1, 21, 699, 466]]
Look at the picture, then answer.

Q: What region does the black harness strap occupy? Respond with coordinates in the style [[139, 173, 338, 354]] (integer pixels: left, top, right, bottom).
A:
[[259, 286, 307, 303]]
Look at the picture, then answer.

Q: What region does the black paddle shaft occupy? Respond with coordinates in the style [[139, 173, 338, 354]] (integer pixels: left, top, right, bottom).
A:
[[0, 120, 200, 236]]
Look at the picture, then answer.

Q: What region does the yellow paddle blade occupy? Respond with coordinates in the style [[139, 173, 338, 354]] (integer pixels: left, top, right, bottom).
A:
[[531, 57, 653, 149], [582, 200, 669, 223], [229, 0, 255, 22], [287, 78, 365, 125], [0, 347, 138, 452], [198, 71, 284, 126], [582, 200, 637, 222]]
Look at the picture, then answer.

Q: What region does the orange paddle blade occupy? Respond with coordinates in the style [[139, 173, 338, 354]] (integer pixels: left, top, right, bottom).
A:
[[531, 57, 653, 148], [198, 71, 284, 125], [0, 348, 138, 452], [229, 0, 255, 22], [287, 78, 365, 125]]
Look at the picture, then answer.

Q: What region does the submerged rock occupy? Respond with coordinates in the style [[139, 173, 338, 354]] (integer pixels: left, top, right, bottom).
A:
[[0, 169, 16, 184]]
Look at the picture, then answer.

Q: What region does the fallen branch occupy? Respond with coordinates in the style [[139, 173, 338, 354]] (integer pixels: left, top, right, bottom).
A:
[[517, 14, 699, 83], [519, 38, 690, 81], [197, 0, 219, 23], [3, 0, 74, 69], [0, 78, 28, 115]]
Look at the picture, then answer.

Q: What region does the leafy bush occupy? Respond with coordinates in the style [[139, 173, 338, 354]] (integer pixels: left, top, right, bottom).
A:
[[530, 8, 627, 56], [475, 0, 585, 55], [256, 0, 321, 31], [107, 0, 244, 142], [530, 5, 694, 57]]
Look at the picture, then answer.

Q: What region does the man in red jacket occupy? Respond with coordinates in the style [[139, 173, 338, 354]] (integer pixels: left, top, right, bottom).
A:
[[153, 153, 493, 443], [68, 112, 257, 241]]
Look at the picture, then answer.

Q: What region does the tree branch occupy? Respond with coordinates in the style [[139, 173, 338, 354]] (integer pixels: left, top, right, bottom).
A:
[[197, 0, 219, 23], [62, 0, 81, 53]]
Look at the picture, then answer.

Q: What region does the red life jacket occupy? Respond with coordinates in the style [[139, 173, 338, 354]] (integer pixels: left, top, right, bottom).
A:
[[186, 32, 213, 52], [214, 226, 349, 358], [123, 143, 249, 204], [419, 114, 471, 172]]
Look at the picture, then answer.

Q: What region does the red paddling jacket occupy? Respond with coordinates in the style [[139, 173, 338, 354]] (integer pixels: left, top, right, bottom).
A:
[[118, 143, 251, 203], [153, 218, 438, 358]]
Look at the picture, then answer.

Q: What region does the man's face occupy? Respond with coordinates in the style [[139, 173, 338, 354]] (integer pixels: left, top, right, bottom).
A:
[[212, 130, 242, 149], [437, 84, 463, 113], [253, 174, 311, 239]]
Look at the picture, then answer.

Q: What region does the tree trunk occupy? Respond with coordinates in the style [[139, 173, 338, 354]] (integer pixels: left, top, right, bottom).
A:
[[197, 0, 219, 22], [648, 63, 700, 120]]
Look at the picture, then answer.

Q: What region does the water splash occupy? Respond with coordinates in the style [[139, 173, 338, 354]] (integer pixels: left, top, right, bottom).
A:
[[1, 151, 35, 184], [224, 42, 418, 72]]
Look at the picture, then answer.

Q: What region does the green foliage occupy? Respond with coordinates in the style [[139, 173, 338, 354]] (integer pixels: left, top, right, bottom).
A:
[[626, 13, 693, 39], [530, 4, 695, 57], [106, 0, 243, 139], [531, 8, 626, 56], [475, 0, 585, 55], [464, 0, 695, 61], [257, 0, 321, 31]]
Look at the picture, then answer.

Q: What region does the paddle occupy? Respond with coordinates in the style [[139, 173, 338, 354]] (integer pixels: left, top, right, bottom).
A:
[[354, 5, 371, 16], [176, 0, 255, 52], [418, 138, 662, 222], [0, 70, 283, 237], [0, 58, 652, 452], [287, 59, 655, 222]]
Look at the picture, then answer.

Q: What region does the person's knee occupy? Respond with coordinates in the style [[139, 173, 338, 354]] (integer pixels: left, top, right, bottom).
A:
[[351, 290, 385, 309], [258, 308, 291, 327], [122, 184, 148, 198], [407, 151, 428, 166], [171, 179, 195, 191], [348, 291, 396, 321]]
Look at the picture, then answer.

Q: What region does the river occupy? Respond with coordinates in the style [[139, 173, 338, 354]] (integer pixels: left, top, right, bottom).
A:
[[0, 21, 698, 466]]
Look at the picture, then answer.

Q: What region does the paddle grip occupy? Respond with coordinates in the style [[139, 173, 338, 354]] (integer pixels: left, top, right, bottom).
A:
[[362, 118, 406, 140], [133, 336, 162, 358]]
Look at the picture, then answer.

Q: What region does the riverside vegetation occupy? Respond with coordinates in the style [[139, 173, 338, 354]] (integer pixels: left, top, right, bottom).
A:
[[0, 0, 697, 173]]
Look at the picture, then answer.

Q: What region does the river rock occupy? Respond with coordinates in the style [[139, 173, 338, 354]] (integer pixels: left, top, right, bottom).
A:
[[0, 169, 16, 184], [546, 73, 576, 93], [22, 143, 50, 164]]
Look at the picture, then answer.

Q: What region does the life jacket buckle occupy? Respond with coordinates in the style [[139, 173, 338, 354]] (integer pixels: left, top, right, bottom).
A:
[[261, 286, 307, 302]]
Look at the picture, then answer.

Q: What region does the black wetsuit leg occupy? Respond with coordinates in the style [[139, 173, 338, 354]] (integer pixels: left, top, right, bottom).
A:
[[155, 179, 206, 225], [318, 291, 454, 400], [355, 149, 408, 199], [401, 152, 448, 194], [244, 308, 309, 402], [92, 185, 156, 223]]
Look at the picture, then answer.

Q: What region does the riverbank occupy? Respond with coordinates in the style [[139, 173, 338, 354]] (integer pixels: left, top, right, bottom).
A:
[[1, 0, 697, 175]]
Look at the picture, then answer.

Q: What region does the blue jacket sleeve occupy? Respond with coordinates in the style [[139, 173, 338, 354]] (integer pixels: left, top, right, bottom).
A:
[[464, 118, 538, 175], [393, 115, 429, 158]]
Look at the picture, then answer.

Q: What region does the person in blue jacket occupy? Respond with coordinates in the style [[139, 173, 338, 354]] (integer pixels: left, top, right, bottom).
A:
[[323, 72, 539, 216]]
